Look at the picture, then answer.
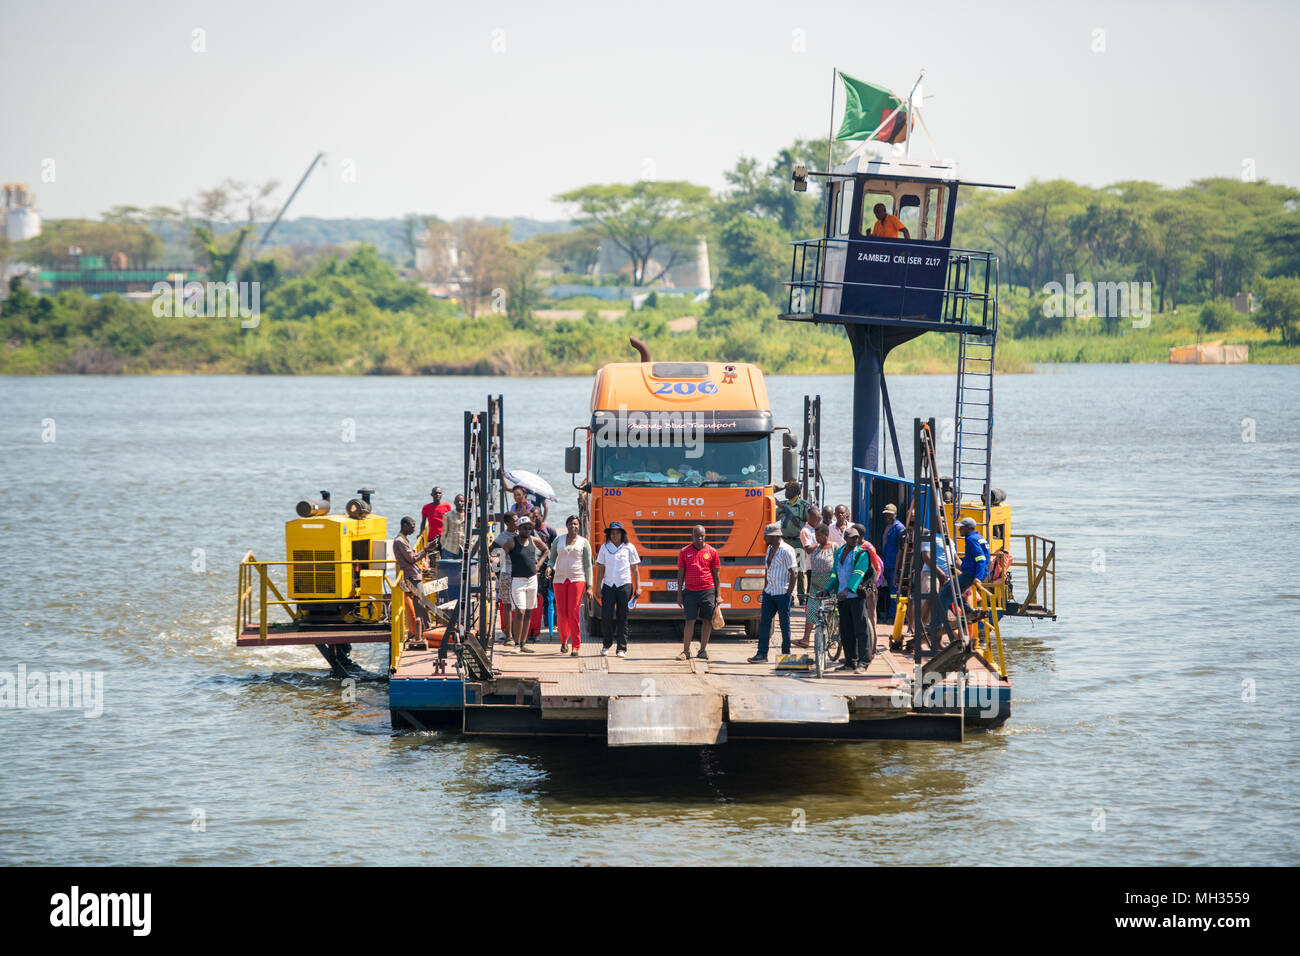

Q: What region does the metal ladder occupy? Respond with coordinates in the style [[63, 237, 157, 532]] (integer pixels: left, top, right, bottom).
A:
[[951, 257, 997, 526], [952, 331, 994, 526]]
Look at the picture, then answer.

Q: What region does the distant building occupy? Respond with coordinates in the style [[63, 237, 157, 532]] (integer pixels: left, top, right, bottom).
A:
[[414, 229, 457, 276], [3, 183, 41, 242], [1231, 291, 1255, 314], [1170, 341, 1248, 364], [413, 226, 463, 297], [38, 256, 201, 296], [1, 184, 42, 290]]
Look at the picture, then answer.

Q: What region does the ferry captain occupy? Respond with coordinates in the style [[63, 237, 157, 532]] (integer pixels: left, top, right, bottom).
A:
[[870, 202, 911, 240]]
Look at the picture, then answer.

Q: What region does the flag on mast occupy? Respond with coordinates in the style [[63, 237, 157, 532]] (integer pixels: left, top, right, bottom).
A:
[[834, 72, 908, 144]]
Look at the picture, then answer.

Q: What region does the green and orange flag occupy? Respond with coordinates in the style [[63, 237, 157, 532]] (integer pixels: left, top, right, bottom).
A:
[[835, 72, 907, 143]]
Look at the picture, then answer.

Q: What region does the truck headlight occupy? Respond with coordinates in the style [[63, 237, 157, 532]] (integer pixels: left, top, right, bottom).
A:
[[735, 577, 765, 591]]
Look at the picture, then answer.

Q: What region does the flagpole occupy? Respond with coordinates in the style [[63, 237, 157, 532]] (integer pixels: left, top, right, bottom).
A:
[[826, 68, 838, 165]]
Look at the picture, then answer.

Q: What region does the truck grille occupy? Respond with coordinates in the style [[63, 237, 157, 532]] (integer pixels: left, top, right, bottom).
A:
[[292, 550, 337, 594], [630, 519, 733, 551]]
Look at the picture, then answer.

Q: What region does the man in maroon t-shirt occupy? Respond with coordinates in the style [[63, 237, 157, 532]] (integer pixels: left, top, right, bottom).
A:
[[676, 524, 721, 661], [419, 487, 453, 545]]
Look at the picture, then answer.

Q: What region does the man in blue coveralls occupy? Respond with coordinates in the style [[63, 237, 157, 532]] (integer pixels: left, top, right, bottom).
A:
[[956, 516, 991, 597], [879, 502, 906, 621]]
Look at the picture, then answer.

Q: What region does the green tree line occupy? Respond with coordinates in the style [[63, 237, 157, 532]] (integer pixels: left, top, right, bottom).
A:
[[3, 137, 1299, 374]]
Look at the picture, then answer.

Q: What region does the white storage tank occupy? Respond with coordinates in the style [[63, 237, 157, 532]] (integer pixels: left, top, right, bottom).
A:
[[3, 184, 42, 241]]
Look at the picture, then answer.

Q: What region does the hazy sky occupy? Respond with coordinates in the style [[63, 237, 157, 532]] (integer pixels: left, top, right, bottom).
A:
[[3, 0, 1297, 224]]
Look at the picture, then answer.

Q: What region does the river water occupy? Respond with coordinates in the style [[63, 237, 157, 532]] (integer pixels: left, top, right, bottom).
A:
[[1, 365, 1296, 865]]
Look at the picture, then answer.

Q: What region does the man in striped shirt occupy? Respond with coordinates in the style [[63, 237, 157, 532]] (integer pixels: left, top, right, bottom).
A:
[[749, 522, 798, 663]]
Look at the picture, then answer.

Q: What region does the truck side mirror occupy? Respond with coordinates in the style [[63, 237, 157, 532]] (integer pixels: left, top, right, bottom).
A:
[[782, 448, 796, 484], [564, 446, 581, 474]]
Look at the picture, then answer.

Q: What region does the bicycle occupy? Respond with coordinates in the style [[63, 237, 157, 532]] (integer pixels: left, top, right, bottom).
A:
[[812, 593, 841, 678]]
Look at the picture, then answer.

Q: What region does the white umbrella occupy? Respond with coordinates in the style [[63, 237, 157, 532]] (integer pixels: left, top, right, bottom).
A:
[[504, 468, 558, 502]]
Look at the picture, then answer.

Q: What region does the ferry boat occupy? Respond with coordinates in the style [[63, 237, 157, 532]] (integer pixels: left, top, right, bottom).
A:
[[233, 70, 1057, 744]]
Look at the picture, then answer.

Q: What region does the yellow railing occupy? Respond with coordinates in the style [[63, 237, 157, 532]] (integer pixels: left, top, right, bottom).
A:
[[1011, 533, 1056, 617], [390, 581, 406, 674], [968, 582, 1007, 678], [237, 551, 300, 642], [236, 552, 399, 642]]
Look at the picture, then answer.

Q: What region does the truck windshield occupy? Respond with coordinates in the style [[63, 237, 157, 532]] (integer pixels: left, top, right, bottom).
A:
[[594, 434, 770, 487]]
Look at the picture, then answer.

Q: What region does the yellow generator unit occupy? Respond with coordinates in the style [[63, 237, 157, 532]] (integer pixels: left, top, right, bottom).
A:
[[958, 501, 1011, 553], [286, 488, 389, 624], [947, 499, 1013, 613]]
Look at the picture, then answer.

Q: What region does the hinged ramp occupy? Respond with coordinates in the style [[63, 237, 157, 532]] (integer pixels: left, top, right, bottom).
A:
[[607, 695, 725, 746]]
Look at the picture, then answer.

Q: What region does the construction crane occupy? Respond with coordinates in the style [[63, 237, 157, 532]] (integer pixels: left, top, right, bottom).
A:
[[253, 152, 325, 255]]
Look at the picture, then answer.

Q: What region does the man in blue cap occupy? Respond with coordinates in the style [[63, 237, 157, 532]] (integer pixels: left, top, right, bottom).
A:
[[956, 516, 991, 599], [879, 502, 906, 621]]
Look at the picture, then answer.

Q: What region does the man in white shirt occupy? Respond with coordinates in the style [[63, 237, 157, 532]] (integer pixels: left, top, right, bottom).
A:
[[827, 504, 850, 547], [593, 521, 640, 657], [749, 522, 797, 663]]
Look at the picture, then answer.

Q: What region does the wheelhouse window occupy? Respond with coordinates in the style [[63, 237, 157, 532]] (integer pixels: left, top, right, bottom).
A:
[[828, 178, 855, 237], [839, 180, 856, 236], [860, 188, 895, 234], [858, 179, 948, 242], [827, 182, 843, 236], [898, 193, 922, 238], [923, 185, 946, 241]]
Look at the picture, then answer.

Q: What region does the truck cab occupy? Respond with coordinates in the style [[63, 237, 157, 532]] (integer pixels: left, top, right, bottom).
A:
[[567, 358, 787, 637]]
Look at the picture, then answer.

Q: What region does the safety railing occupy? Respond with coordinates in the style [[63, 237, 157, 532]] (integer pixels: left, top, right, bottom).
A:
[[782, 237, 999, 332], [387, 567, 442, 675], [236, 552, 399, 642], [968, 582, 1007, 679], [390, 584, 406, 674], [1009, 533, 1056, 619]]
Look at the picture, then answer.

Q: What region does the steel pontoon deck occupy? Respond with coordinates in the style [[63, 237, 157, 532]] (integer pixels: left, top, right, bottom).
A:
[[389, 607, 1009, 743]]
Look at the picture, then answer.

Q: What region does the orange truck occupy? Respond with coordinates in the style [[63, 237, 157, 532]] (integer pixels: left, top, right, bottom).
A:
[[565, 345, 796, 639]]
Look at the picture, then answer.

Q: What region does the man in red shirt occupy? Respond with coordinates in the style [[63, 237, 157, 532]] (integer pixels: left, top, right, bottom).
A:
[[419, 487, 453, 546], [676, 524, 721, 661]]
